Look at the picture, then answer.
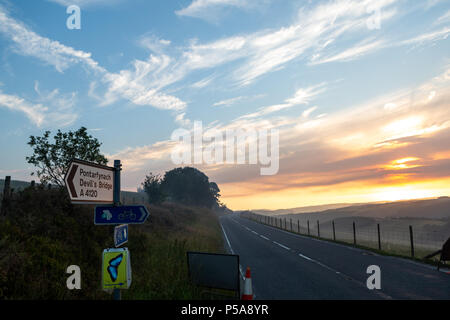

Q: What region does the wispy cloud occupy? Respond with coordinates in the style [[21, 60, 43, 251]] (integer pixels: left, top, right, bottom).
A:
[[46, 0, 125, 8], [435, 10, 450, 26], [0, 91, 47, 127], [191, 75, 216, 88], [0, 86, 77, 128], [239, 83, 326, 119], [310, 39, 386, 65], [400, 27, 450, 46], [176, 0, 251, 20], [213, 94, 265, 107], [302, 106, 318, 118], [0, 7, 190, 120], [0, 8, 104, 73]]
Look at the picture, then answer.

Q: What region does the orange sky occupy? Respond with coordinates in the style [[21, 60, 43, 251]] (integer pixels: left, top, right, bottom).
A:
[[118, 66, 450, 211]]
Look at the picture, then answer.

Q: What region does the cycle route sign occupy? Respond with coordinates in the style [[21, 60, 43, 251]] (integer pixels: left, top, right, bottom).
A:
[[94, 205, 150, 225]]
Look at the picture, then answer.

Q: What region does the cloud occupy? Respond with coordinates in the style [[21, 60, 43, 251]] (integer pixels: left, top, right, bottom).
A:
[[0, 7, 104, 73], [100, 55, 187, 111], [302, 106, 318, 118], [0, 91, 47, 127], [97, 64, 450, 208], [213, 94, 265, 107], [435, 10, 450, 26], [310, 39, 386, 65], [176, 0, 250, 20], [46, 0, 125, 8], [33, 81, 79, 127], [0, 8, 187, 118], [191, 75, 216, 88], [400, 27, 450, 47], [239, 83, 326, 119], [0, 82, 79, 128], [213, 96, 246, 107]]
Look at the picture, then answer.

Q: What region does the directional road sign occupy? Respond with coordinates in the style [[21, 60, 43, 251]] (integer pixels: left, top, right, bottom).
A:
[[64, 159, 115, 204], [94, 205, 150, 225], [114, 224, 128, 247]]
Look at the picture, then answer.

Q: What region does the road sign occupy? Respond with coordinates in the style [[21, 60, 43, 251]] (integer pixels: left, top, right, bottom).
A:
[[114, 224, 128, 247], [64, 159, 115, 204], [94, 205, 150, 225], [102, 247, 132, 290]]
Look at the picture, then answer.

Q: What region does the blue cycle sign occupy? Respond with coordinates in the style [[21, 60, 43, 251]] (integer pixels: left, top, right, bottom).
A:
[[94, 206, 150, 225], [114, 224, 128, 247]]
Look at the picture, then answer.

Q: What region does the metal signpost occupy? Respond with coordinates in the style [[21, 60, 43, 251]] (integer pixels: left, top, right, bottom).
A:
[[64, 159, 150, 300]]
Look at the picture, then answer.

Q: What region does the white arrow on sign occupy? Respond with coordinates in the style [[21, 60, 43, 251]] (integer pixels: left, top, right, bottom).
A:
[[64, 159, 115, 204]]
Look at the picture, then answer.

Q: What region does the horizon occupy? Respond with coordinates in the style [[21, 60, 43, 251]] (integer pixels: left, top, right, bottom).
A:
[[1, 1, 449, 211], [1, 177, 448, 213]]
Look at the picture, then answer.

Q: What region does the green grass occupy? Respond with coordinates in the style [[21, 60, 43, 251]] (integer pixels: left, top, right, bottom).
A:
[[0, 187, 224, 299]]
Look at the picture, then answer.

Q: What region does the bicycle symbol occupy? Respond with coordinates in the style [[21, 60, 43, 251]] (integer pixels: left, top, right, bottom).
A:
[[118, 210, 136, 221]]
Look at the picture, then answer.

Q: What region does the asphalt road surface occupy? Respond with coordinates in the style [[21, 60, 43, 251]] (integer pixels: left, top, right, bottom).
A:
[[220, 213, 450, 300]]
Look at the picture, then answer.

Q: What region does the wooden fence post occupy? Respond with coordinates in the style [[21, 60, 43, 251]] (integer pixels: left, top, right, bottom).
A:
[[1, 176, 11, 215], [332, 221, 336, 241], [307, 220, 310, 236], [409, 225, 415, 258], [3, 176, 11, 199], [353, 222, 356, 245], [317, 220, 320, 238], [377, 224, 381, 250]]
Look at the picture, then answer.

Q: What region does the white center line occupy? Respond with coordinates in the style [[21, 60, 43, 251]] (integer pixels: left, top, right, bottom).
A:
[[251, 230, 259, 235], [273, 241, 290, 251], [260, 235, 270, 241]]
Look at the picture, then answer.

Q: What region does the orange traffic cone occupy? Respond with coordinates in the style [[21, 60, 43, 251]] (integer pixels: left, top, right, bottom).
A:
[[241, 267, 253, 300]]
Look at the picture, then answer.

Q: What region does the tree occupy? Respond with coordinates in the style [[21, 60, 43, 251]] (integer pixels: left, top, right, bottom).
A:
[[160, 167, 220, 208], [26, 127, 108, 187], [142, 173, 166, 205]]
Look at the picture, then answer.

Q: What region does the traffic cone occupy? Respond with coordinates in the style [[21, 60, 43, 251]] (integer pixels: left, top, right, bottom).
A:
[[241, 267, 253, 300]]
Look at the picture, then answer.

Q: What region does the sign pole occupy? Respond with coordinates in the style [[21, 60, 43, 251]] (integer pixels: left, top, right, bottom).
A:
[[113, 160, 121, 301], [114, 160, 122, 207]]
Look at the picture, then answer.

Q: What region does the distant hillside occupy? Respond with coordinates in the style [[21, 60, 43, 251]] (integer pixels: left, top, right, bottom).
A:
[[253, 203, 365, 215], [0, 179, 31, 192], [270, 197, 450, 222], [0, 179, 147, 204]]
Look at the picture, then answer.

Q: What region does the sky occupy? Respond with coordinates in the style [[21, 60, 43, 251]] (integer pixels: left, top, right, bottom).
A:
[[0, 0, 449, 211]]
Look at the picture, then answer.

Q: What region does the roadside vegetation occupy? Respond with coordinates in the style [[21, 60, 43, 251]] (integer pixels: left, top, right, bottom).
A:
[[0, 127, 227, 300]]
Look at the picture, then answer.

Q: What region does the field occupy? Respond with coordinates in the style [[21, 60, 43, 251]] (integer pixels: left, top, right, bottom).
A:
[[254, 197, 450, 260], [0, 184, 225, 299]]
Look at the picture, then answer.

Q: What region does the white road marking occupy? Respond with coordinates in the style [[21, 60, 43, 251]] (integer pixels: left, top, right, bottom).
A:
[[260, 235, 270, 241], [298, 253, 313, 262], [251, 230, 259, 235], [273, 241, 291, 251], [220, 223, 234, 255], [239, 265, 245, 280]]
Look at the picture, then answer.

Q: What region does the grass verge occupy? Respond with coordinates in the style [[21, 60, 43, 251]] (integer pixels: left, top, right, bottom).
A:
[[0, 187, 224, 299]]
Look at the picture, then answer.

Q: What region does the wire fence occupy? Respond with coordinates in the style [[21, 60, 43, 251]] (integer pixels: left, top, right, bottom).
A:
[[242, 212, 449, 264]]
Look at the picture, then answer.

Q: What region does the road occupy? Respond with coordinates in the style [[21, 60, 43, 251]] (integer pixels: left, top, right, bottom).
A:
[[220, 213, 450, 300]]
